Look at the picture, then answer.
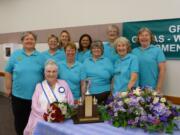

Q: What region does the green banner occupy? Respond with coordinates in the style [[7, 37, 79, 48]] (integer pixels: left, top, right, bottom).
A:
[[122, 18, 180, 59]]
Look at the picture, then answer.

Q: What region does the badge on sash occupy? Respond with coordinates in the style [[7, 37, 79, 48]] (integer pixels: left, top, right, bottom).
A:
[[58, 87, 65, 93]]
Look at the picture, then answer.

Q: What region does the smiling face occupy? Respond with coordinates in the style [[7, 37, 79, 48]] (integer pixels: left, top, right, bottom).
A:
[[48, 37, 58, 50], [60, 31, 70, 47], [22, 34, 36, 50], [80, 36, 91, 50], [45, 65, 58, 84], [138, 30, 152, 48], [92, 47, 102, 58], [107, 25, 119, 42], [65, 46, 76, 60], [114, 37, 131, 57], [116, 42, 128, 57]]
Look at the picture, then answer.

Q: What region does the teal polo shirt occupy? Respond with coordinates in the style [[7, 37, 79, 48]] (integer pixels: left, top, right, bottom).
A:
[[42, 49, 65, 63], [103, 41, 119, 64], [132, 45, 166, 89], [5, 49, 44, 100], [113, 54, 139, 93], [83, 56, 114, 94], [58, 61, 85, 99], [77, 50, 91, 63], [58, 48, 66, 61]]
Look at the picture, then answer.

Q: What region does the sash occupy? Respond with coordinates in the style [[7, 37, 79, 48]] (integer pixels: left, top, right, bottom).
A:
[[41, 80, 58, 104], [41, 80, 67, 104]]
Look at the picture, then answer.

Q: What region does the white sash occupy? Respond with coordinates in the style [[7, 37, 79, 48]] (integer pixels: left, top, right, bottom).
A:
[[41, 80, 67, 103], [41, 80, 58, 103]]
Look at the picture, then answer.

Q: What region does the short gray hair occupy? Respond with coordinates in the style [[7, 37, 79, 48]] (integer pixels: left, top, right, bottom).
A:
[[114, 37, 132, 53], [44, 59, 58, 71], [107, 24, 120, 36]]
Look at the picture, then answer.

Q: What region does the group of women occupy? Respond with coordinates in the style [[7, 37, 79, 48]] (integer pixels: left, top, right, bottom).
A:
[[5, 25, 166, 135]]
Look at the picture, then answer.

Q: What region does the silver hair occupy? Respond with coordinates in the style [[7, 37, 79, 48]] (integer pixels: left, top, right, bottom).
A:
[[44, 59, 58, 71]]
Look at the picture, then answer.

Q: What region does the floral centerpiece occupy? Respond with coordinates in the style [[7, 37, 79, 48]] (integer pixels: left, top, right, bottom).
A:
[[98, 87, 180, 133], [43, 102, 75, 122]]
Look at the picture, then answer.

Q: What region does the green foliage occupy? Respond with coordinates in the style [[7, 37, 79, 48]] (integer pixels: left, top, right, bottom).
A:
[[98, 105, 111, 121]]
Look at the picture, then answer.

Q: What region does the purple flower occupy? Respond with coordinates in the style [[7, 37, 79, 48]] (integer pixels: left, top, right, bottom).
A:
[[171, 106, 180, 117], [108, 110, 114, 116], [129, 97, 139, 106], [147, 114, 156, 123], [145, 97, 151, 103], [128, 119, 137, 125], [160, 116, 168, 122], [106, 96, 114, 104], [128, 117, 139, 126], [140, 115, 148, 122], [152, 103, 171, 117]]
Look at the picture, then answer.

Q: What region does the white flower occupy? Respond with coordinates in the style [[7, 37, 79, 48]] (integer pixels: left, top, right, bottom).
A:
[[137, 97, 141, 102], [58, 103, 67, 115], [133, 88, 141, 96], [160, 103, 165, 108], [121, 92, 127, 97], [160, 97, 166, 103], [153, 97, 159, 104], [109, 102, 113, 107], [136, 87, 141, 91], [152, 91, 157, 96], [114, 112, 118, 117], [117, 101, 123, 106], [124, 98, 130, 104]]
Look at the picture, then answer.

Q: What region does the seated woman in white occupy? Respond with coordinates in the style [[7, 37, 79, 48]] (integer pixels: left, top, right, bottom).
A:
[[24, 60, 74, 135]]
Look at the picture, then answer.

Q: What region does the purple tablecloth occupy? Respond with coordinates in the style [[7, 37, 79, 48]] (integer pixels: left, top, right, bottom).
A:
[[33, 120, 180, 135]]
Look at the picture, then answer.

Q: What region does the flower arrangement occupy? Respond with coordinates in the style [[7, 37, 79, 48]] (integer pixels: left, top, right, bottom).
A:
[[98, 87, 180, 133], [43, 102, 75, 122]]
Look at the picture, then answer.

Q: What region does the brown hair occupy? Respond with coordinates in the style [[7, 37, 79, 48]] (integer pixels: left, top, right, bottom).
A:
[[21, 31, 37, 42], [59, 30, 71, 48], [136, 27, 155, 44], [90, 40, 104, 55], [64, 42, 77, 52], [78, 34, 92, 52], [48, 34, 58, 42]]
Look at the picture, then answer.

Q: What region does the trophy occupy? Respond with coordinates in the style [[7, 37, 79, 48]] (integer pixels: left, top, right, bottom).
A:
[[73, 78, 101, 124]]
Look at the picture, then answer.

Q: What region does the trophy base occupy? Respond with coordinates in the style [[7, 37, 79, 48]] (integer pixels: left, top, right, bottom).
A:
[[73, 115, 102, 124]]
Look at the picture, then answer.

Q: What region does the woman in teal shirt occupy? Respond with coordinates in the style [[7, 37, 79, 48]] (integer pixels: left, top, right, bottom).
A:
[[132, 27, 166, 93], [113, 37, 139, 95], [42, 34, 64, 62], [83, 41, 113, 104], [58, 30, 72, 61], [5, 32, 44, 135], [58, 42, 85, 100], [103, 24, 119, 64], [77, 34, 92, 63]]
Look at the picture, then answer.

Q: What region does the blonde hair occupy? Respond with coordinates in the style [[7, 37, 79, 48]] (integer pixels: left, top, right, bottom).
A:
[[114, 37, 131, 53], [59, 30, 71, 48], [136, 27, 155, 44]]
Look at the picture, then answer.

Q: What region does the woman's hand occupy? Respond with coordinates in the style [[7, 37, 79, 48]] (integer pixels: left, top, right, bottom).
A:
[[5, 88, 11, 97], [5, 72, 12, 97]]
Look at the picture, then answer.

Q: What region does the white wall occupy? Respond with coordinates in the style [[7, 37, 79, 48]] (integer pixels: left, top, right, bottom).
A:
[[0, 0, 180, 33], [0, 0, 180, 96]]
